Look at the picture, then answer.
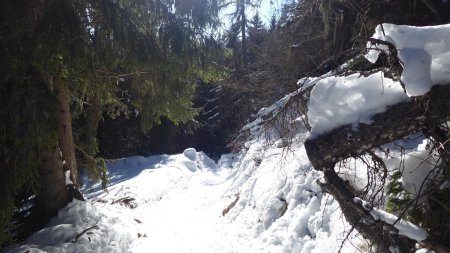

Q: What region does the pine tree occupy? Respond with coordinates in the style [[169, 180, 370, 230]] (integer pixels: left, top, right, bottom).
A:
[[0, 0, 221, 245], [248, 12, 268, 64], [225, 0, 260, 68], [269, 14, 277, 33]]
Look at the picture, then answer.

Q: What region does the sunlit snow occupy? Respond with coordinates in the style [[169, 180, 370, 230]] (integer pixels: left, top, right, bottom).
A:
[[308, 23, 450, 136], [354, 198, 428, 242], [367, 23, 450, 96], [5, 140, 363, 253], [307, 72, 408, 136]]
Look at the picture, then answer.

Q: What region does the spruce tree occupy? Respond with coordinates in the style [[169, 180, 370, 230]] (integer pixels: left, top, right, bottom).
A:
[[225, 0, 261, 68], [248, 12, 268, 64], [0, 0, 221, 246]]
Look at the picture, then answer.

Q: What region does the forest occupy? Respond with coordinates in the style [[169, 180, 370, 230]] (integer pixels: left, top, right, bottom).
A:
[[1, 0, 450, 252]]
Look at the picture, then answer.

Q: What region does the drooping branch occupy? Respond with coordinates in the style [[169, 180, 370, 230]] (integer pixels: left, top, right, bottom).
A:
[[319, 168, 413, 252]]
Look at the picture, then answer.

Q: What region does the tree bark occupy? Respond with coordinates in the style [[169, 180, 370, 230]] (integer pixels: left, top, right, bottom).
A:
[[53, 77, 79, 187], [36, 142, 69, 219], [241, 0, 247, 67], [85, 94, 102, 153]]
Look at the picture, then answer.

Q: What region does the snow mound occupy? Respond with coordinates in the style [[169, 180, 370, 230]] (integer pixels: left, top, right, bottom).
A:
[[308, 72, 408, 136], [183, 147, 197, 161], [5, 200, 135, 253], [308, 23, 450, 136], [367, 23, 450, 96]]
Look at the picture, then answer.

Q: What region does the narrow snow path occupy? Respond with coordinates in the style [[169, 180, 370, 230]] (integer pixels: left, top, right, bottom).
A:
[[127, 168, 235, 252], [87, 153, 242, 253]]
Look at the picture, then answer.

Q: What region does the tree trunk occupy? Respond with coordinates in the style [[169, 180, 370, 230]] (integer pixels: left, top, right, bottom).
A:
[[53, 77, 79, 187], [241, 0, 247, 67], [85, 94, 102, 154], [36, 142, 69, 219]]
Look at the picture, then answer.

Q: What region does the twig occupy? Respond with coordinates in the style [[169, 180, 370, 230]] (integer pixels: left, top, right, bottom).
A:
[[338, 225, 356, 253], [92, 191, 110, 204], [111, 197, 135, 205], [320, 195, 330, 227], [71, 218, 102, 243]]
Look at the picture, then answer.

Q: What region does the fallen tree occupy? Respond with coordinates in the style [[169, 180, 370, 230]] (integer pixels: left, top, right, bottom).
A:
[[304, 84, 450, 252]]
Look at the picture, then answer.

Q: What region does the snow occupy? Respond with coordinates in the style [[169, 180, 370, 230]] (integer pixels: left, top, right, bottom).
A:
[[415, 249, 435, 253], [308, 23, 450, 136], [354, 197, 428, 242], [371, 207, 428, 241], [385, 139, 441, 196], [65, 170, 74, 186], [367, 23, 450, 96], [7, 200, 135, 253], [307, 72, 408, 136], [183, 147, 197, 161], [4, 130, 363, 253]]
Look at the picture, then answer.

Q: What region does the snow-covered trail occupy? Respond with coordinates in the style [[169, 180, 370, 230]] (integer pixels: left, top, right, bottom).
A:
[[80, 132, 359, 253], [4, 133, 361, 253], [88, 151, 239, 252], [122, 163, 236, 251]]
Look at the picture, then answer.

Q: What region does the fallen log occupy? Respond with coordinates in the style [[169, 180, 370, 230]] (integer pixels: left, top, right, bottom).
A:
[[304, 84, 450, 252], [305, 84, 450, 170]]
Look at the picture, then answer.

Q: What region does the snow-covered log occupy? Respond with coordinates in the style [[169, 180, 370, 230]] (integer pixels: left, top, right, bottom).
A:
[[305, 84, 450, 252], [305, 84, 450, 170]]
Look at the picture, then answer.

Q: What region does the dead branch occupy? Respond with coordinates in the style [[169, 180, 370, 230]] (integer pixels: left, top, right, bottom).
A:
[[222, 193, 240, 216], [71, 225, 99, 243]]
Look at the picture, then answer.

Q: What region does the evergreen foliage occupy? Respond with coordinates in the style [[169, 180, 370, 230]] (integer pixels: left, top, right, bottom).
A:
[[224, 0, 261, 68], [0, 0, 222, 246], [247, 12, 268, 64]]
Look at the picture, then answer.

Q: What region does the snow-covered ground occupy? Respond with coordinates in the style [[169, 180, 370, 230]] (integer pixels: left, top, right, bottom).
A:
[[3, 129, 435, 253], [4, 126, 367, 253]]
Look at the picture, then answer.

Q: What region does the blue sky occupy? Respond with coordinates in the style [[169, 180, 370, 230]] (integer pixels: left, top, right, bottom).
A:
[[259, 0, 284, 24], [221, 0, 289, 27]]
